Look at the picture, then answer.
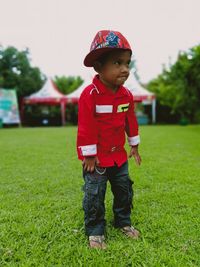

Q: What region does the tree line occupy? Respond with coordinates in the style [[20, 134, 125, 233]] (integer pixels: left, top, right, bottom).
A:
[[1, 44, 200, 124], [147, 45, 200, 124], [0, 45, 83, 126], [0, 46, 83, 99]]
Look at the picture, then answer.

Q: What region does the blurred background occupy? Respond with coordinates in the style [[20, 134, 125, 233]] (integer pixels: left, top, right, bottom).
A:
[[1, 0, 200, 127]]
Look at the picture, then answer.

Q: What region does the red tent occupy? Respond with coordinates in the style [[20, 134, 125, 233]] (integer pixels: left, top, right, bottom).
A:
[[21, 78, 67, 125]]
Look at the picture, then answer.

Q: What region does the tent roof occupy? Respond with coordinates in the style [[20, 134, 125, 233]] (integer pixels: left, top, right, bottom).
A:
[[24, 78, 66, 104], [66, 74, 155, 103], [66, 80, 90, 103], [124, 74, 155, 102]]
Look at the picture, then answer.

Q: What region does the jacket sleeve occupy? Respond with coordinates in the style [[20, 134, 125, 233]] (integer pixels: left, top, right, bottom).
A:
[[125, 92, 140, 146], [77, 89, 98, 157]]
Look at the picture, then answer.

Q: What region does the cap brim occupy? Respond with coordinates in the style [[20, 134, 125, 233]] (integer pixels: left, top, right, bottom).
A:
[[84, 47, 127, 67], [83, 47, 115, 67]]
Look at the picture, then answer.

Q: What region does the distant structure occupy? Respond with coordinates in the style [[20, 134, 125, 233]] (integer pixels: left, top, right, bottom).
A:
[[21, 78, 67, 125]]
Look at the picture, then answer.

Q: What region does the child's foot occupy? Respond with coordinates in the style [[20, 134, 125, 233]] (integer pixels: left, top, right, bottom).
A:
[[121, 226, 140, 239], [89, 235, 106, 249]]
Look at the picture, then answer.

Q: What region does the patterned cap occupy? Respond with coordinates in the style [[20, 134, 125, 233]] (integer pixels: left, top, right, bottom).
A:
[[84, 30, 132, 67]]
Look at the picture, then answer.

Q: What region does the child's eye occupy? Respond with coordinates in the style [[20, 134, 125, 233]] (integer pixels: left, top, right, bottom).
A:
[[113, 61, 120, 65]]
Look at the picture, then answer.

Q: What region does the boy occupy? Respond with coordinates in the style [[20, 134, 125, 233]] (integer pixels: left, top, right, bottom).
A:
[[77, 30, 141, 249]]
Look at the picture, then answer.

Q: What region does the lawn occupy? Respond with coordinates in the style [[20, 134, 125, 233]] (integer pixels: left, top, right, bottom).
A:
[[0, 125, 200, 267]]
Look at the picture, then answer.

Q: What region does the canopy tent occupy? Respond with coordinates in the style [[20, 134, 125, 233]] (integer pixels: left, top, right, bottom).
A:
[[66, 74, 156, 123], [65, 79, 91, 104], [124, 74, 155, 102], [124, 74, 156, 123], [21, 78, 67, 125]]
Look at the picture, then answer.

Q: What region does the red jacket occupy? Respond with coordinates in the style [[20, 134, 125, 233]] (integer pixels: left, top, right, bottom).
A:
[[77, 75, 140, 167]]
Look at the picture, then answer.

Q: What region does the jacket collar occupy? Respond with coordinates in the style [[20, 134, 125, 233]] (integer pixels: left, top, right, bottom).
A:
[[92, 74, 127, 96]]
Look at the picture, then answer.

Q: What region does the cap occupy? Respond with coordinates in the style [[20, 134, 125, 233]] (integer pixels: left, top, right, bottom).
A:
[[84, 30, 132, 67]]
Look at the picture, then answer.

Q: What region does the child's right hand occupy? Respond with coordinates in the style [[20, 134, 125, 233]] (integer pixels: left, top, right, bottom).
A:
[[82, 156, 99, 172], [129, 145, 142, 166]]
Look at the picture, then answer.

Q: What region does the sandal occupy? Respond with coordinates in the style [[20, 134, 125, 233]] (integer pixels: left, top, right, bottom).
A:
[[121, 226, 140, 239], [89, 235, 106, 249]]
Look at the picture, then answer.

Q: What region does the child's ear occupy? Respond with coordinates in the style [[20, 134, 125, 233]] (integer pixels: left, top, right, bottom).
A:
[[93, 61, 102, 73]]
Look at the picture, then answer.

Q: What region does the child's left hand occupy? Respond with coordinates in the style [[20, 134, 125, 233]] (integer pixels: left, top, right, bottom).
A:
[[129, 145, 142, 166]]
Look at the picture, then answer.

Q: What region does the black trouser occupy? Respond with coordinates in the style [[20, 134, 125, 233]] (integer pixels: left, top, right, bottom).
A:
[[82, 161, 134, 236]]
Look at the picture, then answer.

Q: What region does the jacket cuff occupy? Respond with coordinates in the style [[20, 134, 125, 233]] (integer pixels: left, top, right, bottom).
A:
[[127, 135, 140, 146], [78, 144, 97, 156]]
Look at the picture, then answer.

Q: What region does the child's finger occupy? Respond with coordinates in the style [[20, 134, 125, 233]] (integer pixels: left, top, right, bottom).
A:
[[135, 155, 141, 165], [96, 157, 100, 165]]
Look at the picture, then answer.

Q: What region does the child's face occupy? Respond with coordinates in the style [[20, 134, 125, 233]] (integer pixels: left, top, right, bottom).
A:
[[97, 50, 131, 92]]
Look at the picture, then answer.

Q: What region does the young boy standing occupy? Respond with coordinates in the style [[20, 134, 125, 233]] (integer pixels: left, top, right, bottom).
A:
[[77, 30, 141, 249]]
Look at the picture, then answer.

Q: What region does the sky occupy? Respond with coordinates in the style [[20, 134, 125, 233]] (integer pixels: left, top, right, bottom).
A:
[[0, 0, 200, 83]]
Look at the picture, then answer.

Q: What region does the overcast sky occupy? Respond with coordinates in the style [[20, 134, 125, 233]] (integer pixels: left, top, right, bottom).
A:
[[0, 0, 200, 83]]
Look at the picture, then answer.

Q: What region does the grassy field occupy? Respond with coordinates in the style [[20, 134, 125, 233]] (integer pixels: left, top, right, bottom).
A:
[[0, 125, 200, 267]]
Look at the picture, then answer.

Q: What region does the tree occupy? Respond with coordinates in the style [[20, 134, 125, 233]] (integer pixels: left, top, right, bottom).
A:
[[0, 46, 45, 100], [53, 75, 83, 94], [147, 45, 200, 123]]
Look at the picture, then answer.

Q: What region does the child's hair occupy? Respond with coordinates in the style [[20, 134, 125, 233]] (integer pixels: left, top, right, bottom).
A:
[[95, 49, 132, 66]]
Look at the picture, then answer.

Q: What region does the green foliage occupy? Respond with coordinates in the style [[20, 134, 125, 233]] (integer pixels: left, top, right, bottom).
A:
[[54, 75, 83, 94], [147, 45, 200, 123], [0, 46, 45, 99], [0, 126, 200, 266]]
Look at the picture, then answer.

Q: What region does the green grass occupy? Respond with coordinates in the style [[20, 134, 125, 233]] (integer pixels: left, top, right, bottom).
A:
[[0, 125, 200, 267]]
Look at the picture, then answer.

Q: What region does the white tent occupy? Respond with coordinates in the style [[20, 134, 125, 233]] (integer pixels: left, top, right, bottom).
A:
[[22, 78, 68, 125], [66, 79, 92, 103], [26, 78, 64, 99], [124, 74, 155, 102], [124, 74, 156, 123]]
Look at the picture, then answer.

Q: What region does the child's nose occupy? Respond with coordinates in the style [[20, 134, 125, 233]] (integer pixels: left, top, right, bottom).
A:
[[121, 64, 130, 73]]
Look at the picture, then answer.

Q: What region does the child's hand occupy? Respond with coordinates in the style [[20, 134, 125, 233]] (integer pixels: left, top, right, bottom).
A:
[[82, 156, 99, 172], [129, 145, 142, 166]]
